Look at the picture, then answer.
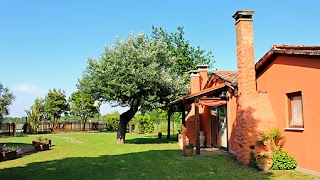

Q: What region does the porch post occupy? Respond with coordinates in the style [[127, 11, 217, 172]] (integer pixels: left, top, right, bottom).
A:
[[195, 98, 200, 155], [167, 110, 171, 139], [181, 105, 186, 127]]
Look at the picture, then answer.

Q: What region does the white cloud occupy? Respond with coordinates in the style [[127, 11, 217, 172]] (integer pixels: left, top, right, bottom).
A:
[[13, 84, 45, 94]]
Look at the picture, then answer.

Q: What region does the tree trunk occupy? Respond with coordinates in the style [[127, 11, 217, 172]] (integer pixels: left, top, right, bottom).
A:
[[116, 99, 140, 144], [83, 120, 86, 131]]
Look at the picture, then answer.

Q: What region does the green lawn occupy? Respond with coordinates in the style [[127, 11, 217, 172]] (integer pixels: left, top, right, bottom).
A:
[[0, 132, 318, 180]]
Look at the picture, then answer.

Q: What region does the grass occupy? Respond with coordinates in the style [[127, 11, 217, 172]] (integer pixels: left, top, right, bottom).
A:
[[0, 132, 318, 180]]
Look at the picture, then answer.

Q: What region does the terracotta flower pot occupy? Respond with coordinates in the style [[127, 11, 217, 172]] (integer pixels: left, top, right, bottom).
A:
[[183, 148, 194, 156], [257, 156, 273, 172]]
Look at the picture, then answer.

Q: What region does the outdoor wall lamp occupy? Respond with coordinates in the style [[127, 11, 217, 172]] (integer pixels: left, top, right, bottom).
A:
[[219, 91, 229, 100]]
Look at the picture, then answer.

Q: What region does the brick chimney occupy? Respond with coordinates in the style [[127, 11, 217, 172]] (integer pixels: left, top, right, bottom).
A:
[[232, 10, 256, 99], [196, 65, 209, 90], [189, 70, 200, 94]]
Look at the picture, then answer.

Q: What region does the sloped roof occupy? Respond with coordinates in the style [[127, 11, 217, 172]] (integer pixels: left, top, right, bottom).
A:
[[204, 70, 238, 89], [212, 70, 238, 83], [256, 44, 320, 75], [170, 84, 226, 105]]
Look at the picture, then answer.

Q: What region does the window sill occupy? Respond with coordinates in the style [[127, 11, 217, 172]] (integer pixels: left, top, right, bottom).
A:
[[284, 128, 304, 131]]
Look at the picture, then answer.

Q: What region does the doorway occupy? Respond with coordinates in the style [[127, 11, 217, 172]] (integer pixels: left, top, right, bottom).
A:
[[211, 105, 228, 149]]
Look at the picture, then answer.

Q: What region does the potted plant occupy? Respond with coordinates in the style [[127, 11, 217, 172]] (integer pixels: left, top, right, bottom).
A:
[[255, 128, 284, 171], [33, 137, 50, 151], [256, 151, 273, 172], [183, 142, 195, 156], [1, 144, 20, 161]]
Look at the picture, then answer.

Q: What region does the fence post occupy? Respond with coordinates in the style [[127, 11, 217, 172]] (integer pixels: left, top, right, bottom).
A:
[[8, 123, 11, 136], [13, 123, 16, 137]]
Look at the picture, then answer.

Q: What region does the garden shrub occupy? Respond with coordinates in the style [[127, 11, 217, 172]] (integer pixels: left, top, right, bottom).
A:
[[104, 114, 119, 132], [249, 151, 257, 168], [137, 116, 154, 134], [272, 148, 297, 170]]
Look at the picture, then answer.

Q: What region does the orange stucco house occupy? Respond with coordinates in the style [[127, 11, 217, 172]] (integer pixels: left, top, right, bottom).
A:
[[171, 10, 320, 175]]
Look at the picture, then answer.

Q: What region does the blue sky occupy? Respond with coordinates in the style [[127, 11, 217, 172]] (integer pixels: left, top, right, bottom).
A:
[[0, 1, 319, 117]]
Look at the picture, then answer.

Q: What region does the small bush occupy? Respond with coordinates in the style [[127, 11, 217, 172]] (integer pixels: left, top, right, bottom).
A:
[[249, 151, 257, 168], [272, 148, 297, 170], [104, 114, 119, 132]]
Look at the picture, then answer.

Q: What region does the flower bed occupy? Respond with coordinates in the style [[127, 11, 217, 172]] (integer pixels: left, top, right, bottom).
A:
[[0, 144, 20, 161], [32, 137, 51, 151]]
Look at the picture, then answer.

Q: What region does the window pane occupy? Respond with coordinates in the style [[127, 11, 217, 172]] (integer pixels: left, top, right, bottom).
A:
[[290, 95, 303, 127]]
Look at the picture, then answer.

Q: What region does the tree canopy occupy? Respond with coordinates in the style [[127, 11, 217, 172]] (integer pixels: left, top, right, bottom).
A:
[[69, 90, 99, 130], [152, 26, 215, 79], [0, 82, 15, 121], [44, 88, 69, 122]]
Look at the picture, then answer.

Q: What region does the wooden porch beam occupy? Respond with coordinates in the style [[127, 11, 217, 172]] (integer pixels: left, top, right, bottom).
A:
[[181, 105, 186, 127], [195, 98, 200, 155]]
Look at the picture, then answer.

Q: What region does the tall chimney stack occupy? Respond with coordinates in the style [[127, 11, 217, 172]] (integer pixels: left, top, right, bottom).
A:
[[189, 70, 200, 94], [232, 10, 256, 99], [196, 65, 209, 90]]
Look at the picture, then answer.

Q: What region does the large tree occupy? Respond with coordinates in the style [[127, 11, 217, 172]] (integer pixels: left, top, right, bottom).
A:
[[79, 33, 187, 144], [44, 88, 69, 122], [69, 90, 99, 130], [0, 82, 15, 121]]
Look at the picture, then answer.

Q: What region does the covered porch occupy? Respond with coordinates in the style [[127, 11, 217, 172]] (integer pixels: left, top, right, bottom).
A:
[[168, 84, 233, 155]]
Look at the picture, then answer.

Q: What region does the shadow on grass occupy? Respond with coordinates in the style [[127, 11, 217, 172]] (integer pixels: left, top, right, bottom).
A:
[[125, 137, 177, 144], [0, 149, 273, 180]]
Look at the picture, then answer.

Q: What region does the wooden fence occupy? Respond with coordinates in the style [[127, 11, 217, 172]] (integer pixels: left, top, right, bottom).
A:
[[37, 121, 107, 133], [0, 121, 107, 137], [0, 123, 16, 137]]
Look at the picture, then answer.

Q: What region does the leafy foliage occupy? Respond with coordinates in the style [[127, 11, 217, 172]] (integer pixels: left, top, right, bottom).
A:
[[257, 127, 285, 150], [151, 26, 215, 80], [249, 150, 257, 168], [1, 117, 26, 123], [69, 90, 99, 122], [183, 142, 195, 149], [272, 148, 297, 170], [25, 98, 45, 134], [133, 114, 154, 134], [0, 82, 15, 121], [79, 32, 189, 142], [44, 89, 69, 122], [79, 33, 187, 111], [102, 112, 120, 131]]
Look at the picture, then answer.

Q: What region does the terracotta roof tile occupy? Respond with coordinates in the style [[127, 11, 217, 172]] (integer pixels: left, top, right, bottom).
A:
[[212, 70, 238, 83]]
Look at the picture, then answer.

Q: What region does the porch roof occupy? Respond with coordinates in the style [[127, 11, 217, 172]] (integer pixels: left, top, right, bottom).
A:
[[170, 84, 226, 105]]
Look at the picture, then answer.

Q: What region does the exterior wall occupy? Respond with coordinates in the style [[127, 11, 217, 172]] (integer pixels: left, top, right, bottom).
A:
[[257, 55, 320, 172], [227, 92, 237, 153], [185, 103, 211, 147], [185, 104, 198, 145], [200, 105, 212, 147]]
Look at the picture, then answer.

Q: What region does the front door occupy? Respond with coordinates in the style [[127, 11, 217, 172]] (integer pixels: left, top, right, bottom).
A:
[[217, 105, 227, 149]]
